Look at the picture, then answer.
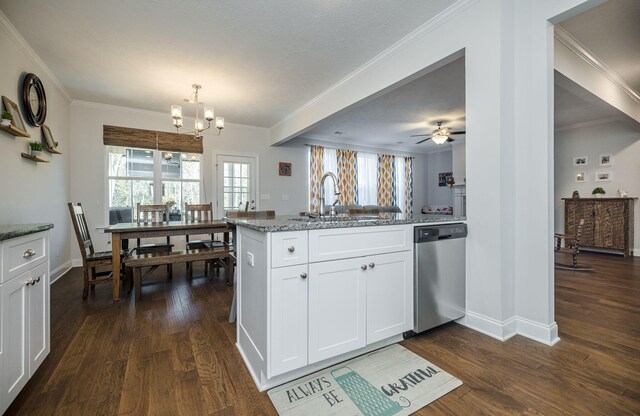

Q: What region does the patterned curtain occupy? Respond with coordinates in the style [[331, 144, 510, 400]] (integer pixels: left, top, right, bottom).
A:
[[404, 157, 413, 215], [309, 145, 324, 212], [377, 154, 396, 206], [336, 149, 358, 205]]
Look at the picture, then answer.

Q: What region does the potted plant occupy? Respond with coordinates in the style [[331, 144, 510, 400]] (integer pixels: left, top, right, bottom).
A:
[[1, 111, 12, 127], [28, 141, 44, 157], [592, 187, 606, 198]]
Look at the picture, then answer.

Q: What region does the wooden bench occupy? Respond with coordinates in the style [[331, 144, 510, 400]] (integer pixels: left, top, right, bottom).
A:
[[124, 246, 234, 301]]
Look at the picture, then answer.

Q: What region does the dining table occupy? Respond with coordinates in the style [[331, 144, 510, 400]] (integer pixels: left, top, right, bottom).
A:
[[104, 219, 234, 300]]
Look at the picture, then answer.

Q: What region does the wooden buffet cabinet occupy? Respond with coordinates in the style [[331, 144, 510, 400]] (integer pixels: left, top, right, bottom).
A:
[[562, 197, 636, 256]]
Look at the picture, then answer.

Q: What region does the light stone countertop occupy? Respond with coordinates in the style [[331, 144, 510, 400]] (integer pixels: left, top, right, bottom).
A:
[[225, 214, 466, 232], [0, 223, 54, 241]]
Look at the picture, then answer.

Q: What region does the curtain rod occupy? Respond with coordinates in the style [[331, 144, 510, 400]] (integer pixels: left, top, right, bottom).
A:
[[304, 143, 415, 159]]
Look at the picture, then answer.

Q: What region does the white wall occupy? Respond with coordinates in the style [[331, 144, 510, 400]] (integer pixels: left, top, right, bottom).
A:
[[555, 121, 640, 253], [0, 13, 72, 280], [69, 102, 310, 258], [426, 149, 453, 208]]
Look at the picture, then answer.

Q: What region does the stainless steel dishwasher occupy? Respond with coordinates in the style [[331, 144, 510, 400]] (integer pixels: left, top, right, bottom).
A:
[[413, 223, 467, 334]]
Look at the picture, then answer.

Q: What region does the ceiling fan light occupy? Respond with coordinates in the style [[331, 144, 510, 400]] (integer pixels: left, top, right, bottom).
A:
[[432, 133, 448, 145]]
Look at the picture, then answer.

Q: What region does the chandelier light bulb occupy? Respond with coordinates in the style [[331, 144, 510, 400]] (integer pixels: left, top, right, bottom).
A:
[[215, 117, 225, 130], [204, 106, 214, 121], [171, 105, 182, 119]]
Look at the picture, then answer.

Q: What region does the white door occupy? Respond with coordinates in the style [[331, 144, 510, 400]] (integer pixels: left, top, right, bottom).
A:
[[1, 272, 29, 407], [215, 154, 257, 217], [366, 251, 413, 343], [269, 264, 308, 377], [28, 263, 49, 376], [308, 258, 366, 364]]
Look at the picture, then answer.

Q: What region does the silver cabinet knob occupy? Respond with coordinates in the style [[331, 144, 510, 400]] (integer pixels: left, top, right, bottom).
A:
[[361, 264, 368, 270], [23, 249, 36, 258], [26, 278, 34, 286], [288, 246, 295, 253], [300, 272, 307, 279], [369, 262, 375, 268], [34, 277, 41, 284]]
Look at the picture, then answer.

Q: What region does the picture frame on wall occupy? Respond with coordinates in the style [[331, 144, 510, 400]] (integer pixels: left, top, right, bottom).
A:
[[1, 95, 29, 136], [572, 156, 588, 166], [278, 162, 292, 176], [438, 172, 453, 187], [575, 172, 586, 183], [595, 171, 612, 182], [599, 154, 613, 166]]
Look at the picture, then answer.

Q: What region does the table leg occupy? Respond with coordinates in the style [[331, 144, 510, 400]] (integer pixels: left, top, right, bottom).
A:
[[112, 233, 121, 300]]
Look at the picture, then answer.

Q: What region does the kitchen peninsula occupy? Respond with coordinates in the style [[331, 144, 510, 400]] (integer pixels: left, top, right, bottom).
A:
[[226, 213, 466, 390]]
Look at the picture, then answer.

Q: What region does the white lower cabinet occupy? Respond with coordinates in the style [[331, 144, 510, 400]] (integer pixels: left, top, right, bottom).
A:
[[269, 264, 309, 377], [0, 231, 50, 415]]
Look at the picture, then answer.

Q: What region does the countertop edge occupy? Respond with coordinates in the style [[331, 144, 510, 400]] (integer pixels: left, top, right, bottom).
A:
[[0, 223, 54, 241]]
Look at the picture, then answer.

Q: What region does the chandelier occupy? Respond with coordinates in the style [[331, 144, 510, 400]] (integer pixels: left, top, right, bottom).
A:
[[170, 84, 224, 139]]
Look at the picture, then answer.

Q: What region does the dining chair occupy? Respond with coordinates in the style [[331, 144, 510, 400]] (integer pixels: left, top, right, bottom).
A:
[[68, 202, 128, 298], [554, 218, 592, 271], [136, 203, 174, 277], [185, 203, 225, 277]]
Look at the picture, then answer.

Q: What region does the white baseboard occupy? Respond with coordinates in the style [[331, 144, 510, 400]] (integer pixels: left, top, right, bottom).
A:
[[634, 249, 639, 257], [460, 311, 517, 341], [461, 312, 560, 346], [516, 317, 560, 346], [71, 258, 82, 267], [50, 260, 72, 284]]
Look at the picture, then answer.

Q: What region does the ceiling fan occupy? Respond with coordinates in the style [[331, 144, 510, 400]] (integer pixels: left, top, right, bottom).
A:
[[411, 121, 466, 145]]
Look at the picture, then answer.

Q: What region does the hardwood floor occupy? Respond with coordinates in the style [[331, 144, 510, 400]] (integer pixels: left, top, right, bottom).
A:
[[5, 252, 639, 415]]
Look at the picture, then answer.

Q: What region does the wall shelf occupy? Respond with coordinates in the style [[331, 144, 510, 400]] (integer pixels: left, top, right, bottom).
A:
[[21, 152, 48, 163], [0, 123, 31, 138], [44, 147, 61, 155]]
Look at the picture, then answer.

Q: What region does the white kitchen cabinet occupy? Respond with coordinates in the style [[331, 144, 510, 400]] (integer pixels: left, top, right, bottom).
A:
[[269, 264, 308, 377], [308, 258, 367, 364], [0, 230, 50, 415]]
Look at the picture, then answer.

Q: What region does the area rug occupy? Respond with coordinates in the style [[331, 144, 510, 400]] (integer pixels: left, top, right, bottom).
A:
[[268, 344, 462, 416]]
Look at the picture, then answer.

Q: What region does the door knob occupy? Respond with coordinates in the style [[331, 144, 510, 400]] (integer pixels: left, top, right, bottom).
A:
[[361, 265, 368, 270], [369, 262, 375, 268], [300, 272, 307, 279], [288, 246, 295, 253]]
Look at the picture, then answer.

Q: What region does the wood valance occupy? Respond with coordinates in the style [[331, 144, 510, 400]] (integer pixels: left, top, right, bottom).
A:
[[103, 125, 203, 154]]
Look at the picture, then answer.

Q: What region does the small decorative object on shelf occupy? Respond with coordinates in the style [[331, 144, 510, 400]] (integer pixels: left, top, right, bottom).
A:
[[1, 110, 12, 126], [572, 190, 580, 199], [28, 140, 44, 158], [617, 189, 629, 198], [592, 187, 605, 198], [447, 176, 456, 188]]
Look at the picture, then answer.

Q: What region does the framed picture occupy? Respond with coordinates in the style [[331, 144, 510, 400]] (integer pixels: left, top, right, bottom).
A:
[[572, 156, 588, 166], [41, 124, 56, 148], [595, 171, 612, 182], [438, 172, 453, 187], [599, 154, 613, 166], [279, 162, 292, 176], [2, 95, 29, 136], [575, 172, 586, 183]]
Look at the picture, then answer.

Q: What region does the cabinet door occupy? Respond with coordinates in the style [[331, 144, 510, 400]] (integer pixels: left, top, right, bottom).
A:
[[594, 201, 625, 250], [308, 258, 366, 364], [1, 272, 29, 407], [366, 251, 413, 343], [28, 263, 49, 376], [269, 264, 308, 377]]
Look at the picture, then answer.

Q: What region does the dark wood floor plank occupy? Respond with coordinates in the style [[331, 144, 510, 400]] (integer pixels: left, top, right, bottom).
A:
[[4, 253, 639, 415]]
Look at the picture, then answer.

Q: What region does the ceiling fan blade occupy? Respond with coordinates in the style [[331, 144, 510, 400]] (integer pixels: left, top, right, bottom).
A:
[[446, 137, 455, 143], [415, 137, 432, 144], [449, 130, 466, 135], [410, 134, 430, 138]]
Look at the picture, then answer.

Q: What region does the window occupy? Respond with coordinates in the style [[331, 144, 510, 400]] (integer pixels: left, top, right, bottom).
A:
[[221, 161, 250, 211], [107, 146, 202, 224]]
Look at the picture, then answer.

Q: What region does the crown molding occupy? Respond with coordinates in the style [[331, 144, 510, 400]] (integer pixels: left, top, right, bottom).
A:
[[270, 0, 480, 132], [555, 25, 640, 104], [0, 10, 72, 102], [554, 115, 619, 133]]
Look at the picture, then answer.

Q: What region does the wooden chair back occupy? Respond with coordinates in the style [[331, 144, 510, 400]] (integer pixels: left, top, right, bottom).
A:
[[226, 210, 275, 219], [68, 202, 95, 260], [185, 203, 214, 222], [137, 203, 170, 224]]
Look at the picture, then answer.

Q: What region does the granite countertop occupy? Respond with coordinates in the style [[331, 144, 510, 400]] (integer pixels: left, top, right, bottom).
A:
[[225, 214, 466, 232], [0, 223, 54, 241]]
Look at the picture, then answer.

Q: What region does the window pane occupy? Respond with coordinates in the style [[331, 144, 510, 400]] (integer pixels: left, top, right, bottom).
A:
[[127, 149, 154, 178], [182, 156, 200, 180], [182, 182, 200, 206], [109, 179, 131, 208], [163, 180, 181, 207], [108, 147, 127, 177], [161, 152, 181, 179], [132, 180, 154, 207]]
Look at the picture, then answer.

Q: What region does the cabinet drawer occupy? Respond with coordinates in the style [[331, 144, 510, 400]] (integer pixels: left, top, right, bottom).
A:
[[309, 225, 411, 263], [1, 232, 47, 284], [271, 231, 308, 268]]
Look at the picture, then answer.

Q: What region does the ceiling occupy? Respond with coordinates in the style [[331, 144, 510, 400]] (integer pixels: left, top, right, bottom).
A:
[[558, 0, 640, 92], [0, 0, 456, 127]]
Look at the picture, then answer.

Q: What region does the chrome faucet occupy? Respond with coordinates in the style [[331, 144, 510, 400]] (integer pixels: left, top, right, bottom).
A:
[[319, 171, 341, 217]]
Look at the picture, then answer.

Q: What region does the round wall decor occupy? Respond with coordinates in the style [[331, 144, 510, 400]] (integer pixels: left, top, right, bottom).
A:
[[22, 73, 47, 127]]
